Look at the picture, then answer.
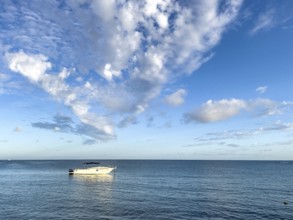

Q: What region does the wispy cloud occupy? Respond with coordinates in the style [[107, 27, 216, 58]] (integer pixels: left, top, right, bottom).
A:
[[14, 127, 22, 132], [117, 115, 139, 128], [0, 73, 10, 81], [0, 139, 9, 143], [191, 120, 293, 147], [83, 139, 96, 145], [256, 86, 268, 94], [263, 121, 293, 132], [32, 115, 73, 133], [0, 72, 23, 95], [194, 129, 263, 143], [250, 9, 275, 35], [0, 73, 9, 94], [282, 25, 293, 30], [182, 121, 293, 151], [1, 0, 243, 141], [32, 114, 115, 143]]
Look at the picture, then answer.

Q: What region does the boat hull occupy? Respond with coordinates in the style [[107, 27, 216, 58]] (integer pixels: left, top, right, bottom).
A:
[[69, 166, 116, 175]]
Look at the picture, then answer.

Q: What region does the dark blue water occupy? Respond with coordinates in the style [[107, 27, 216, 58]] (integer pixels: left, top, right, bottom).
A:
[[0, 160, 292, 219]]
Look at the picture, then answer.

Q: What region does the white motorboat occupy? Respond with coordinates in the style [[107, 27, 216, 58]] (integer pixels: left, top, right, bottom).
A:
[[69, 162, 116, 175]]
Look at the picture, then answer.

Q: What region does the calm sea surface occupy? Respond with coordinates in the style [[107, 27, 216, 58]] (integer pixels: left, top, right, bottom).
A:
[[0, 160, 292, 219]]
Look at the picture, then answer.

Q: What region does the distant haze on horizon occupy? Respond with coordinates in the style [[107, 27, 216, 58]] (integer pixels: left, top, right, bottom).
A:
[[1, 0, 293, 160]]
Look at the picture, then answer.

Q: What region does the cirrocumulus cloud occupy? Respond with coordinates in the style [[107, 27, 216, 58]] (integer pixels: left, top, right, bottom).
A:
[[1, 0, 243, 142]]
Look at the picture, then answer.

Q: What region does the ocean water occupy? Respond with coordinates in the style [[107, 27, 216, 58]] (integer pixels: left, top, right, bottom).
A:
[[0, 160, 292, 219]]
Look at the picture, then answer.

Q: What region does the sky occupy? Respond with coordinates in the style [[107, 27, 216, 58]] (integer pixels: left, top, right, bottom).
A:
[[0, 0, 293, 160]]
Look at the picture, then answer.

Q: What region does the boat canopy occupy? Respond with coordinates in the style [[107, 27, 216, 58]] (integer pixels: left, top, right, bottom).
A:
[[84, 162, 100, 165]]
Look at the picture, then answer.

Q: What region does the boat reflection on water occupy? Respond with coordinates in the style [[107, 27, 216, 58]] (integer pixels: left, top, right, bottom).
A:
[[69, 173, 114, 183], [68, 174, 115, 202]]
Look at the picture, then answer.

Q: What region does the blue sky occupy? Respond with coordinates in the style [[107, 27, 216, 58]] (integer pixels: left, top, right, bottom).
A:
[[1, 0, 293, 160]]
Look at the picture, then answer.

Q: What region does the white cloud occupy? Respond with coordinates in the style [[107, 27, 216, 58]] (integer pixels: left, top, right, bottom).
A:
[[165, 89, 187, 107], [58, 68, 70, 80], [185, 99, 247, 123], [91, 0, 116, 22], [156, 13, 169, 29], [248, 98, 279, 116], [1, 0, 244, 140], [184, 98, 278, 123], [256, 86, 268, 94], [6, 50, 51, 82], [102, 63, 120, 81], [6, 51, 114, 141], [250, 10, 275, 35]]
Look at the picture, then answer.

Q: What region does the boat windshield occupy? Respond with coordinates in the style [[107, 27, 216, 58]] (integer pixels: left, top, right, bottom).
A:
[[84, 162, 100, 165]]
